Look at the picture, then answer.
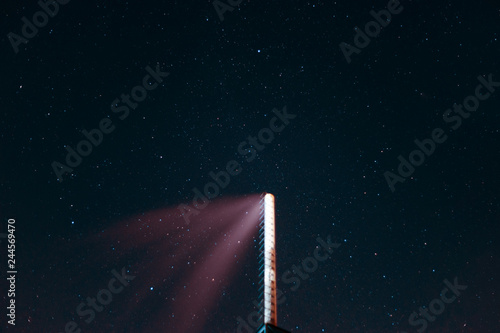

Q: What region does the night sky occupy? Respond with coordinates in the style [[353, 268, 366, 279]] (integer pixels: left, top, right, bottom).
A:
[[1, 0, 500, 332]]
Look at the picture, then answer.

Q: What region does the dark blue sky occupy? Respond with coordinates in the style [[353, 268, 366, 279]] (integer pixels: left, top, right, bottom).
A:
[[1, 0, 499, 332]]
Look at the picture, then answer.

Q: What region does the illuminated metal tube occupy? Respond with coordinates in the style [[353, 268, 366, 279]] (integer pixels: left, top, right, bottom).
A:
[[261, 193, 277, 326]]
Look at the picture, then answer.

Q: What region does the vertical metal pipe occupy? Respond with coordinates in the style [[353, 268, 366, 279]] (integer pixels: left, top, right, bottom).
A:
[[263, 193, 277, 326]]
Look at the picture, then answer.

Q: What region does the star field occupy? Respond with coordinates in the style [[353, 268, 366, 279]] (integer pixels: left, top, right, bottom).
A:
[[1, 0, 499, 332]]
